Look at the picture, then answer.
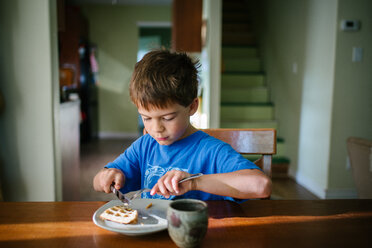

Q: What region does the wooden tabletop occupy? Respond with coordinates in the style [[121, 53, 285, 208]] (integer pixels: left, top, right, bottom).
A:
[[0, 200, 371, 247]]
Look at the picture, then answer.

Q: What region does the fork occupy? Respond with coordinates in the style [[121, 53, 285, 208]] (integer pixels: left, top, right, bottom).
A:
[[128, 173, 203, 201]]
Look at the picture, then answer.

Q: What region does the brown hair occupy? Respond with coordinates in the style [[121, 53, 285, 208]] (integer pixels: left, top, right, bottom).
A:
[[129, 49, 199, 110]]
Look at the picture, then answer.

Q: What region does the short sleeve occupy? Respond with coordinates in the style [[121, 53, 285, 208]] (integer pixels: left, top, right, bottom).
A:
[[214, 142, 261, 173], [105, 140, 142, 193]]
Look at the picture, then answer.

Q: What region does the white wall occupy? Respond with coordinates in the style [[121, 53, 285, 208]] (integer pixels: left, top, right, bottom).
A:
[[262, 0, 338, 198], [263, 0, 371, 198], [327, 0, 372, 198], [0, 0, 59, 201], [296, 0, 338, 198], [261, 0, 308, 182], [201, 0, 221, 128]]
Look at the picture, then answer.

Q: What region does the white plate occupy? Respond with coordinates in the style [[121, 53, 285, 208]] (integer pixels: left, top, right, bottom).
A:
[[93, 199, 170, 236]]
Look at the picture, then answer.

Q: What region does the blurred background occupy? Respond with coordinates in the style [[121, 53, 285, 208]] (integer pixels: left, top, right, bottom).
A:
[[0, 0, 371, 202]]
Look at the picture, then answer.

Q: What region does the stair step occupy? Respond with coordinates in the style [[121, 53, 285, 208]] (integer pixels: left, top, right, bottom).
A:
[[221, 73, 265, 87], [220, 120, 278, 129], [272, 141, 290, 178], [276, 140, 286, 157], [221, 87, 269, 103], [223, 13, 251, 23], [223, 0, 248, 11], [221, 0, 289, 179], [222, 33, 256, 46], [223, 57, 261, 72], [223, 23, 253, 33], [221, 103, 274, 121], [222, 46, 258, 58]]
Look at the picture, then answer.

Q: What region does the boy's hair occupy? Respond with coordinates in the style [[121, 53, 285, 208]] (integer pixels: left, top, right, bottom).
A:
[[129, 49, 199, 110]]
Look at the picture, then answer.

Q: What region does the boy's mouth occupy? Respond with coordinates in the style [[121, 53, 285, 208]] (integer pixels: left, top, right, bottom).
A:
[[157, 137, 168, 141]]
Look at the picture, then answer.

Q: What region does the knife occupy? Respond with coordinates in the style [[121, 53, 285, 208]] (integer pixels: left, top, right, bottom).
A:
[[110, 184, 130, 205]]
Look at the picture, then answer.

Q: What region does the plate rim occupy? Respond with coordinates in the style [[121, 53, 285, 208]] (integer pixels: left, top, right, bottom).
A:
[[92, 198, 170, 236]]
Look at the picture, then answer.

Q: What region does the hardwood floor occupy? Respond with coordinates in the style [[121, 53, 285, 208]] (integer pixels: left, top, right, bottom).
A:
[[79, 138, 318, 201], [79, 138, 134, 202], [271, 178, 318, 200]]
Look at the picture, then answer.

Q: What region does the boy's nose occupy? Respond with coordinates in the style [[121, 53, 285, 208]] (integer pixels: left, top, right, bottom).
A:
[[153, 120, 165, 132]]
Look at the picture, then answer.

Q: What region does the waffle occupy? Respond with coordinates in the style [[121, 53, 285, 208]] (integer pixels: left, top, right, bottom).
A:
[[100, 205, 138, 224]]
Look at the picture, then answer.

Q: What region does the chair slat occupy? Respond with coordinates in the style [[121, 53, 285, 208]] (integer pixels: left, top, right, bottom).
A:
[[202, 128, 276, 154]]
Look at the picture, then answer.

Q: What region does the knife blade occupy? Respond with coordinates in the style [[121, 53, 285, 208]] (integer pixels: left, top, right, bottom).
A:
[[110, 184, 130, 205]]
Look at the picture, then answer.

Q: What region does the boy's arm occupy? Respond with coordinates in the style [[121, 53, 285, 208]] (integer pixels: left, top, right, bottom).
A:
[[151, 169, 271, 199], [193, 169, 271, 199], [94, 137, 143, 194]]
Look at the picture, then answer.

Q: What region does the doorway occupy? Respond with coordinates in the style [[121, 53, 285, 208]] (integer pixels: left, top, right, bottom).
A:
[[136, 23, 172, 135], [59, 2, 171, 200]]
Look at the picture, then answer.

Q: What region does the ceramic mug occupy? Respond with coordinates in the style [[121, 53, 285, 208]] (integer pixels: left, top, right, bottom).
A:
[[167, 199, 208, 248]]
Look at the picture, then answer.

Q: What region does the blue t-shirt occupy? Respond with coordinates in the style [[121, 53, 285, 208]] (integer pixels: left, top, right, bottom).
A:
[[105, 130, 260, 202]]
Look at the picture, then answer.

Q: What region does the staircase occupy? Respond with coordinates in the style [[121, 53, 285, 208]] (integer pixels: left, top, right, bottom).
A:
[[221, 0, 289, 178]]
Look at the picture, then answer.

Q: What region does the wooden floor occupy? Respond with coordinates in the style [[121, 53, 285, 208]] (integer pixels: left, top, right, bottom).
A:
[[79, 138, 318, 201], [271, 178, 318, 200]]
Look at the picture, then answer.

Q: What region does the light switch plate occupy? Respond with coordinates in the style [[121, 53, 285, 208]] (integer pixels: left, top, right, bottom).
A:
[[346, 156, 351, 170], [352, 47, 363, 62]]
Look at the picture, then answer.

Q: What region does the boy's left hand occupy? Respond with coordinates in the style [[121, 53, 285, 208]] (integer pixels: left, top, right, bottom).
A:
[[150, 170, 194, 198]]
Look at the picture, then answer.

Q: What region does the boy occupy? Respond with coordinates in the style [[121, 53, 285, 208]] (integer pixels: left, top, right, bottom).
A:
[[93, 50, 271, 201]]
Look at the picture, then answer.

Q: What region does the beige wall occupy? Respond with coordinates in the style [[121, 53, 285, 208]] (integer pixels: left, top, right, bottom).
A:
[[296, 0, 338, 198], [0, 0, 59, 201], [261, 0, 308, 184], [81, 5, 171, 135], [262, 0, 371, 198], [262, 0, 337, 198], [201, 0, 221, 128], [328, 0, 372, 196]]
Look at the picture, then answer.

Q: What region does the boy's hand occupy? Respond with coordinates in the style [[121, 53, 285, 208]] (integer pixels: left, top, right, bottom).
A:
[[151, 170, 194, 198], [93, 168, 125, 193]]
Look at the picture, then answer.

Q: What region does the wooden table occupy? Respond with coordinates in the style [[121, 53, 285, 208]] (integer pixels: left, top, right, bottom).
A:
[[0, 200, 371, 247]]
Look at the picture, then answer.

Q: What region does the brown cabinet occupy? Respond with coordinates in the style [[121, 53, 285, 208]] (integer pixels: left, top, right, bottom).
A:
[[58, 1, 88, 89], [172, 0, 203, 52]]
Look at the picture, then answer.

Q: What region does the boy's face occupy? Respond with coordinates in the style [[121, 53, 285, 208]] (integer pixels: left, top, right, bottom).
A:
[[138, 99, 198, 146]]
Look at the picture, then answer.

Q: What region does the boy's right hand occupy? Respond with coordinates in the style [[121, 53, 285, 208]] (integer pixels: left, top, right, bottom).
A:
[[93, 168, 125, 193]]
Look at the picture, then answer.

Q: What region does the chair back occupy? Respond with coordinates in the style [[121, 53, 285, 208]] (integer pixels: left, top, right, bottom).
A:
[[201, 128, 276, 177], [347, 137, 372, 198]]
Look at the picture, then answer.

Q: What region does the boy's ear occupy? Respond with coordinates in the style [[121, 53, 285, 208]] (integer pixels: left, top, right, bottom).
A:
[[189, 98, 199, 116]]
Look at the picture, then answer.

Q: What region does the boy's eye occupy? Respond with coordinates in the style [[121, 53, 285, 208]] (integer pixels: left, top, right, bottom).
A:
[[163, 117, 175, 121], [143, 117, 151, 122]]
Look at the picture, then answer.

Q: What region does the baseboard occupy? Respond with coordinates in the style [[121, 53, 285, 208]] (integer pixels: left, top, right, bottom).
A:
[[325, 188, 358, 199], [98, 131, 139, 140], [289, 169, 359, 199]]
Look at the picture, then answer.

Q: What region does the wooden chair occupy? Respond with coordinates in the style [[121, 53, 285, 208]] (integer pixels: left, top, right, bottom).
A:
[[347, 137, 372, 198], [201, 128, 277, 177]]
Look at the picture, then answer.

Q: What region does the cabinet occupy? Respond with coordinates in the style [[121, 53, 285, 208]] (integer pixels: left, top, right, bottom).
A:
[[172, 0, 203, 52], [58, 1, 98, 141], [58, 4, 88, 89]]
